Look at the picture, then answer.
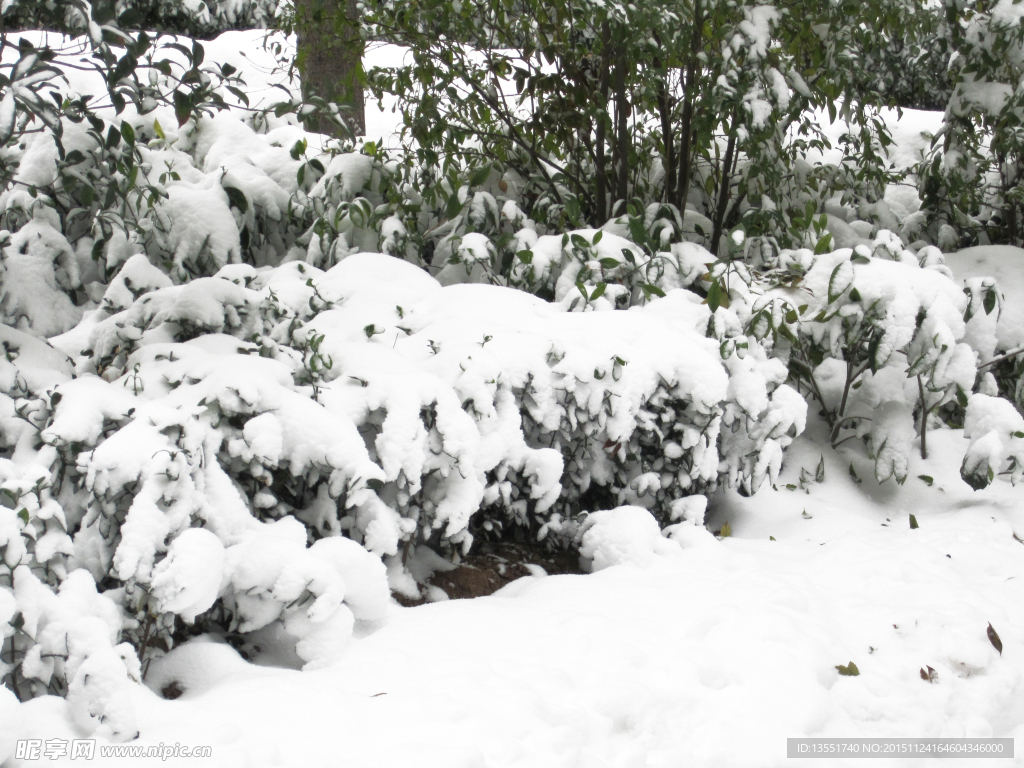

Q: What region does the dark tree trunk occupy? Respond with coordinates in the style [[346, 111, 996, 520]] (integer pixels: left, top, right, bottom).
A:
[[710, 108, 739, 257], [614, 50, 630, 209], [594, 22, 611, 226], [674, 0, 704, 213], [294, 0, 365, 137]]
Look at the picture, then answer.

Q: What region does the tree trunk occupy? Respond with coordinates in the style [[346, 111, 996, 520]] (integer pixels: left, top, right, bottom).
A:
[[710, 108, 739, 257], [294, 0, 365, 137], [674, 0, 704, 212], [614, 50, 631, 209], [594, 22, 611, 226]]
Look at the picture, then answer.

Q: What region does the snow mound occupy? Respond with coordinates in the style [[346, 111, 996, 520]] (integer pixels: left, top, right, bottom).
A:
[[144, 636, 252, 699], [576, 506, 680, 572], [0, 684, 21, 763]]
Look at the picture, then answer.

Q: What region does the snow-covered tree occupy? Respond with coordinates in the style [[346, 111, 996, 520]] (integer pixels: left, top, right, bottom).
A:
[[919, 0, 1024, 247]]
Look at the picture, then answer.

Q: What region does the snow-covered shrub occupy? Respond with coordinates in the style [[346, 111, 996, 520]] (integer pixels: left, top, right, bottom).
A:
[[5, 243, 806, 679], [0, 243, 805, 711], [918, 0, 1024, 246], [850, 5, 951, 111], [960, 393, 1024, 489], [748, 235, 987, 484], [365, 0, 915, 261], [0, 328, 144, 740], [66, 252, 803, 553], [1, 0, 284, 38], [963, 276, 1024, 415]]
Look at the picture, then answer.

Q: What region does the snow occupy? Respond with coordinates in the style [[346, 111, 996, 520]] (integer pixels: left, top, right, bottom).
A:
[[946, 246, 1024, 351], [0, 684, 21, 763], [575, 506, 679, 572], [0, 220, 83, 338], [151, 528, 227, 624], [12, 427, 1024, 766], [962, 393, 1024, 486], [3, 21, 1024, 768]]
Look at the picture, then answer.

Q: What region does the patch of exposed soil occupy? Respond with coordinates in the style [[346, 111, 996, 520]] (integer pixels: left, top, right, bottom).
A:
[[397, 541, 584, 605], [160, 680, 185, 700]]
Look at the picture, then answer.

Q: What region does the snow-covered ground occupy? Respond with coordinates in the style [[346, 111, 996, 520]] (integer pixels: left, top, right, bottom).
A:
[[3, 31, 1024, 768], [11, 419, 1024, 767]]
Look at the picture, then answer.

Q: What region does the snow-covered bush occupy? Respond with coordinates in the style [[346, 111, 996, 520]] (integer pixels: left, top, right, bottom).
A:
[[743, 232, 1012, 486], [964, 276, 1024, 415], [918, 0, 1024, 246], [1, 243, 804, 713], [365, 0, 916, 261], [0, 325, 146, 740], [1, 0, 284, 38], [960, 393, 1024, 489], [71, 250, 803, 542]]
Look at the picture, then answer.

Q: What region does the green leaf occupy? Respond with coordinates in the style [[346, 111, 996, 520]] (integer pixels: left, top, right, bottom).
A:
[[814, 232, 833, 255], [599, 257, 619, 269], [984, 288, 997, 315], [445, 191, 464, 219], [918, 475, 933, 486], [223, 186, 248, 214], [828, 259, 854, 304], [706, 280, 722, 313], [628, 217, 646, 245], [226, 86, 250, 107], [589, 282, 607, 301], [516, 250, 533, 265], [622, 249, 636, 264], [909, 514, 919, 529], [468, 164, 491, 187], [815, 454, 825, 483], [153, 119, 165, 140], [120, 122, 135, 146], [575, 281, 588, 301], [105, 124, 122, 149], [17, 508, 29, 524], [592, 230, 603, 245], [835, 661, 859, 676], [956, 385, 969, 408], [173, 90, 192, 127], [719, 521, 732, 538], [570, 233, 589, 251], [849, 287, 862, 302], [641, 283, 666, 299]]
